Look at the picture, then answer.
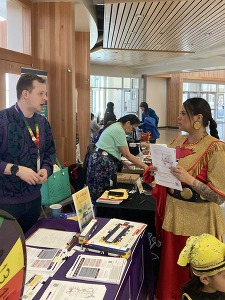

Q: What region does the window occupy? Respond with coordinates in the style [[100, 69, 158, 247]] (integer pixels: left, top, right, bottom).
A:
[[183, 81, 225, 138], [0, 0, 31, 54], [90, 76, 140, 122]]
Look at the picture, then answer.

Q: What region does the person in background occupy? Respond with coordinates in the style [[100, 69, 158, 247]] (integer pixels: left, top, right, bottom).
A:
[[90, 112, 100, 143], [139, 101, 159, 126], [103, 101, 117, 126], [87, 114, 148, 204], [143, 97, 225, 300], [95, 120, 115, 143], [178, 233, 225, 300], [139, 101, 160, 143], [0, 73, 56, 233]]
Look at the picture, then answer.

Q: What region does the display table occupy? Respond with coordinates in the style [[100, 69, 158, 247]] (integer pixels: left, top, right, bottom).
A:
[[25, 217, 154, 300], [95, 183, 156, 234]]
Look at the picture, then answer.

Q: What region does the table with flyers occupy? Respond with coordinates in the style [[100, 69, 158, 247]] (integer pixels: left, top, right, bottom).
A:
[[25, 217, 154, 300]]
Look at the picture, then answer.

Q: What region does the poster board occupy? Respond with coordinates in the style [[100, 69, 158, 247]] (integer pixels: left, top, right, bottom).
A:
[[72, 186, 95, 231]]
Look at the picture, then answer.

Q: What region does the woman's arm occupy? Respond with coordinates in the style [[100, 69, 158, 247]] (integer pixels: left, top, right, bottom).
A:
[[191, 179, 225, 205], [118, 145, 148, 170], [171, 165, 225, 205]]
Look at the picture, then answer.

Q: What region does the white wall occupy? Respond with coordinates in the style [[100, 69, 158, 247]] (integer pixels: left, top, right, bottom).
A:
[[91, 64, 141, 78], [145, 77, 167, 127]]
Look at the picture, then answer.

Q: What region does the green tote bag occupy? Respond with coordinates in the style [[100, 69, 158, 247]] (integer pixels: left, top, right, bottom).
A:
[[41, 158, 71, 206]]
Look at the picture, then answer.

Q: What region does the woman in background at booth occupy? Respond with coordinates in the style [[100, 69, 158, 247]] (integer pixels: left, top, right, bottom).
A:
[[103, 102, 117, 126], [87, 114, 148, 204], [139, 102, 159, 143], [143, 97, 225, 300]]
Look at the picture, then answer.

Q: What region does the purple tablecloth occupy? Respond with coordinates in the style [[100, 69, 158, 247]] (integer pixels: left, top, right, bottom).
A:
[[25, 217, 154, 300]]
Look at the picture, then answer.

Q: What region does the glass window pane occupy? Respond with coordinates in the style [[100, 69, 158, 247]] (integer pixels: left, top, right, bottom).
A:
[[182, 93, 188, 102], [208, 94, 215, 109], [217, 94, 224, 120], [208, 84, 216, 92], [123, 78, 131, 88], [90, 76, 96, 87], [105, 89, 122, 118], [0, 0, 31, 54], [105, 77, 122, 88], [218, 85, 225, 93], [189, 83, 198, 91], [200, 84, 208, 92], [183, 83, 189, 91], [5, 73, 20, 108]]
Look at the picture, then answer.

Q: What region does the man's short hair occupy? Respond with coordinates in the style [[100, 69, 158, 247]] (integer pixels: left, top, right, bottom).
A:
[[16, 73, 46, 100]]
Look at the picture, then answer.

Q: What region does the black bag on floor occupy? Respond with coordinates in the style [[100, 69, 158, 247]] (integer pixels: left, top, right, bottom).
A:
[[68, 164, 85, 192]]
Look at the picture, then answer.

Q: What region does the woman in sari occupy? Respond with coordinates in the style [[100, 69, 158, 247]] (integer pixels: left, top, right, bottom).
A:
[[144, 97, 225, 300]]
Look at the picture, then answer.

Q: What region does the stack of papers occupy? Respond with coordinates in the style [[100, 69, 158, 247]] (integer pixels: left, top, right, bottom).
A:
[[22, 272, 49, 300], [96, 189, 128, 204], [40, 280, 106, 300], [66, 254, 127, 284], [83, 218, 147, 259], [26, 247, 68, 276], [22, 247, 68, 299], [26, 228, 77, 249]]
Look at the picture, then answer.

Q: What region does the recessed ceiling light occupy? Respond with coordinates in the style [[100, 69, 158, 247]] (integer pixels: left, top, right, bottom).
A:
[[135, 14, 144, 18]]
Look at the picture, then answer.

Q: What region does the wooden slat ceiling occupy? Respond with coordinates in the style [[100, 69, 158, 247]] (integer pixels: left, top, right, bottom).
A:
[[90, 0, 225, 68]]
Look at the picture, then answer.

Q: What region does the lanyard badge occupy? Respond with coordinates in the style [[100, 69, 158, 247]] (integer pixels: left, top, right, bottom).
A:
[[15, 103, 40, 171]]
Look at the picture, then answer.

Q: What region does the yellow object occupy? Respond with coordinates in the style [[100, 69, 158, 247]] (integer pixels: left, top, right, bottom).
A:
[[0, 238, 24, 289], [98, 189, 128, 200], [177, 233, 225, 276]]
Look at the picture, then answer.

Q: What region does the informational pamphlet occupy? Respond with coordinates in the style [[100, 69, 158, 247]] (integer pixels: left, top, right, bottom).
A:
[[83, 218, 147, 259], [26, 247, 68, 276], [26, 228, 76, 249], [22, 272, 49, 300], [72, 186, 95, 231], [150, 144, 182, 190], [96, 189, 128, 204], [66, 254, 127, 284], [40, 280, 106, 300]]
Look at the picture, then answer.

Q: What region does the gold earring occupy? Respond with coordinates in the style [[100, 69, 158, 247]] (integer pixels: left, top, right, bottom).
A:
[[193, 121, 201, 130]]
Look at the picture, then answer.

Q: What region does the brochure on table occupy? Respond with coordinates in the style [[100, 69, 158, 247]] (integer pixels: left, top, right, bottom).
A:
[[22, 272, 49, 300], [26, 247, 68, 276], [40, 280, 106, 300], [26, 228, 76, 249], [72, 186, 95, 231], [96, 188, 128, 204], [83, 218, 147, 258], [66, 254, 127, 284]]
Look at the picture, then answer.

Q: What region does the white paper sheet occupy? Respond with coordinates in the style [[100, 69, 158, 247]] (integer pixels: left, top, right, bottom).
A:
[[150, 144, 182, 191], [40, 280, 106, 300], [22, 272, 49, 300], [26, 247, 68, 276], [26, 228, 76, 249], [66, 254, 127, 284]]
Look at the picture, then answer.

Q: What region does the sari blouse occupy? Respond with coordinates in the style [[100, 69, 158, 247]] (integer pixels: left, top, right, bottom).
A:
[[162, 134, 225, 238]]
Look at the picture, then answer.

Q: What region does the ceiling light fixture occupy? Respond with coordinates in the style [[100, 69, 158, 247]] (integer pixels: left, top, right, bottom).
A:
[[135, 14, 144, 18]]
